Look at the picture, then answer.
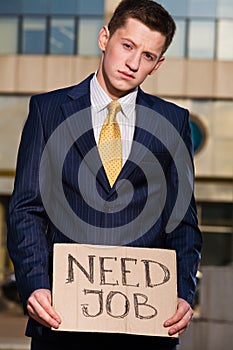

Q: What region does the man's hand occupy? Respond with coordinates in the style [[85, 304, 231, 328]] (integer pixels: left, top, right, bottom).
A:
[[27, 289, 61, 329], [164, 297, 194, 336]]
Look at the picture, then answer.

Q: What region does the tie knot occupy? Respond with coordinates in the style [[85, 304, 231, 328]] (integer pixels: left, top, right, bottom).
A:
[[107, 100, 121, 123]]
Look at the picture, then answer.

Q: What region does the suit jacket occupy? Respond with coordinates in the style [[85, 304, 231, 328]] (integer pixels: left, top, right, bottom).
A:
[[7, 73, 202, 342]]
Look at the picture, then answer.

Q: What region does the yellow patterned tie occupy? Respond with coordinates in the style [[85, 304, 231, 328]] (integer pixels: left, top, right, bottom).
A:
[[98, 101, 122, 187]]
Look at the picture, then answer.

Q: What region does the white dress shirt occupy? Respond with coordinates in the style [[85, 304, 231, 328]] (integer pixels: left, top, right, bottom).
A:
[[90, 73, 137, 166]]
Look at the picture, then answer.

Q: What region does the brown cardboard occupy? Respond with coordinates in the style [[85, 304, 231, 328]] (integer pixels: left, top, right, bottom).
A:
[[52, 243, 178, 338]]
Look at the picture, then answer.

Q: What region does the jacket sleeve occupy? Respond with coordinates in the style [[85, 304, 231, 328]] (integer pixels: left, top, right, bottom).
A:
[[7, 95, 51, 312], [163, 108, 202, 306]]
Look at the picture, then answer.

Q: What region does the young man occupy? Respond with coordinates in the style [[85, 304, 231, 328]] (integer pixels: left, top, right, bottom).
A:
[[7, 1, 202, 349]]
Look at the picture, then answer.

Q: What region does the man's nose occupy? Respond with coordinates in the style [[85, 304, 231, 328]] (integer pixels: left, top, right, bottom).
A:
[[126, 53, 141, 72]]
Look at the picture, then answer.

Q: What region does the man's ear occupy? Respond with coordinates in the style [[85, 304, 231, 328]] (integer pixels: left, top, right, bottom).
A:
[[98, 25, 110, 52], [149, 55, 165, 75]]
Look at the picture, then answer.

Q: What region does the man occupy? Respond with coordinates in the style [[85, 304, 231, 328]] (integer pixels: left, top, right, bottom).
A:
[[7, 1, 202, 349]]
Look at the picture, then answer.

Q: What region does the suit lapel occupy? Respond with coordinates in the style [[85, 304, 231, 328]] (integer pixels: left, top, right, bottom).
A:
[[117, 89, 158, 183], [60, 75, 110, 192]]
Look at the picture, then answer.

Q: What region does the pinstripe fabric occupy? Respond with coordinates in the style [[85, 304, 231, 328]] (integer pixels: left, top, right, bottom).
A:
[[7, 73, 202, 345]]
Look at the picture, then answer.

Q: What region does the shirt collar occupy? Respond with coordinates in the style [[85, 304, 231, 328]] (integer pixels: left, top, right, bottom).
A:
[[90, 72, 138, 119]]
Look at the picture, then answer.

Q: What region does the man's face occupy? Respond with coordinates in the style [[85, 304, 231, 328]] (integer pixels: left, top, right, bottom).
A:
[[97, 17, 166, 99]]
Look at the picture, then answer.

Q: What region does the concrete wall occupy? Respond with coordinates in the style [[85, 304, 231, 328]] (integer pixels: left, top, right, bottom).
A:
[[0, 55, 233, 98]]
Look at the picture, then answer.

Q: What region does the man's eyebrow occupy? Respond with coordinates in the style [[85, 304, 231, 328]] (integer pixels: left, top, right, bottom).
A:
[[120, 37, 158, 57], [120, 37, 135, 45]]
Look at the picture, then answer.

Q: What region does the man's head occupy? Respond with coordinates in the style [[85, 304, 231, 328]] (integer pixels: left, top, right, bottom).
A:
[[96, 0, 176, 99], [108, 0, 176, 55]]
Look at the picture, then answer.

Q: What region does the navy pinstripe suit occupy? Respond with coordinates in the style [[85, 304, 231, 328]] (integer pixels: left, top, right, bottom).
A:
[[7, 74, 202, 348]]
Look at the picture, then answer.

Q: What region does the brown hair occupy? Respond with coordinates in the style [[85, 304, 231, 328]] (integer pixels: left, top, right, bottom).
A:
[[108, 0, 176, 54]]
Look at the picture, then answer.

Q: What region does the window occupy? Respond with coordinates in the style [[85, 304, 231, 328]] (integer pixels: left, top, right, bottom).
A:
[[22, 17, 46, 54], [189, 0, 217, 18], [0, 0, 20, 14], [0, 0, 105, 16], [50, 0, 76, 15], [201, 232, 232, 266], [0, 0, 104, 56], [159, 0, 233, 60], [22, 0, 48, 14], [198, 201, 233, 266], [189, 114, 207, 154], [217, 0, 233, 18], [0, 17, 18, 54], [166, 19, 186, 58], [188, 20, 215, 59], [77, 17, 103, 55], [200, 202, 233, 227], [217, 20, 233, 60], [0, 14, 104, 56], [50, 17, 75, 55], [77, 0, 104, 15], [158, 0, 188, 17]]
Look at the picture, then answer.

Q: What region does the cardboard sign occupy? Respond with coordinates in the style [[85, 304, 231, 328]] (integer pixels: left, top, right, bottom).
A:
[[52, 244, 177, 338]]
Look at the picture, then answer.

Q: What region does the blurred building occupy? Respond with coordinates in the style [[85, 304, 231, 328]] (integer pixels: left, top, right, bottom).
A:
[[0, 1, 232, 347]]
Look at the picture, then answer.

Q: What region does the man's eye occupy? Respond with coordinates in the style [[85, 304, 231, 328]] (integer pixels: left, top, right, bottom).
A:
[[123, 43, 132, 49], [144, 53, 154, 61]]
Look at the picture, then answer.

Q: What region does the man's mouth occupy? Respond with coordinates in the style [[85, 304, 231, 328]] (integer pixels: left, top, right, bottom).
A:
[[118, 70, 135, 80]]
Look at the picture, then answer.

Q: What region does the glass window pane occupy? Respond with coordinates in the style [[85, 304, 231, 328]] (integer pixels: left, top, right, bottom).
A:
[[0, 0, 21, 14], [165, 19, 186, 58], [189, 0, 217, 18], [218, 0, 233, 18], [0, 17, 18, 54], [50, 18, 75, 54], [188, 20, 215, 59], [77, 0, 104, 16], [217, 20, 233, 60], [22, 17, 46, 54], [158, 0, 188, 17], [22, 0, 48, 14], [201, 202, 233, 227], [77, 18, 103, 55], [201, 232, 232, 266], [50, 0, 76, 15]]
